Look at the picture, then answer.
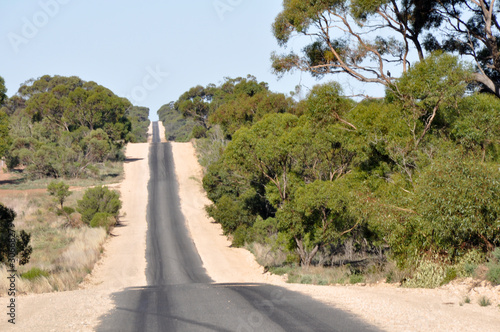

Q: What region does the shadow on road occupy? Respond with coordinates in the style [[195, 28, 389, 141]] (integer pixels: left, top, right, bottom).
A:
[[97, 282, 381, 332]]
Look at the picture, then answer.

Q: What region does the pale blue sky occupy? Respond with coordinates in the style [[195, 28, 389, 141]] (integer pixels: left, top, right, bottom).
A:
[[1, 0, 383, 120]]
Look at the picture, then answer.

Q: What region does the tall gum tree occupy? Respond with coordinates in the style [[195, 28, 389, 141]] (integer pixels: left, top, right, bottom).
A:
[[272, 0, 500, 98], [271, 0, 439, 87]]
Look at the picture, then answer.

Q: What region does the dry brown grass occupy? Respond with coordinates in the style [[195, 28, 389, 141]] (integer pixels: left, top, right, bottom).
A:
[[0, 186, 108, 295]]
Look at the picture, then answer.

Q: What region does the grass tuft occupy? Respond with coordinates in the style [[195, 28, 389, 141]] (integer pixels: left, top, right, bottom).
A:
[[20, 267, 50, 281], [478, 296, 491, 307]]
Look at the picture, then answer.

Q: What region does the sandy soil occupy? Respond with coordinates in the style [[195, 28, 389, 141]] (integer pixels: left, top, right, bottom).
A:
[[171, 141, 500, 332]]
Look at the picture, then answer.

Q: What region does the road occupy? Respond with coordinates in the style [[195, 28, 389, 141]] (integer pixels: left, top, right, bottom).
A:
[[97, 122, 379, 331]]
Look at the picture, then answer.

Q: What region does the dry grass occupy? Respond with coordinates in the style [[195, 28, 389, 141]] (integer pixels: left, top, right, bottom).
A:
[[0, 185, 108, 295], [247, 242, 288, 268], [248, 241, 405, 286]]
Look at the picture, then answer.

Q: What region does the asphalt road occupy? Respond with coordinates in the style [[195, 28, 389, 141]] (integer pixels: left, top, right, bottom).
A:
[[97, 122, 380, 332]]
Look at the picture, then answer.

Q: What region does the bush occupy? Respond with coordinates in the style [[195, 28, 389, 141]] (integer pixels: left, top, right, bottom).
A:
[[56, 207, 75, 216], [77, 186, 122, 225], [89, 212, 116, 233], [486, 248, 500, 285], [21, 267, 49, 281], [441, 267, 457, 285], [456, 250, 484, 278], [349, 274, 365, 284], [47, 181, 72, 209], [191, 125, 207, 139], [404, 259, 446, 288], [232, 225, 247, 247]]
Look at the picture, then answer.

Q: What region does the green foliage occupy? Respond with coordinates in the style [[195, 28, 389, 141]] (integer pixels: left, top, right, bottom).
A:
[[455, 250, 484, 278], [21, 267, 50, 281], [388, 52, 470, 148], [413, 159, 500, 257], [232, 225, 248, 247], [205, 195, 254, 236], [191, 125, 207, 139], [89, 212, 116, 233], [0, 110, 10, 158], [47, 181, 72, 209], [157, 102, 196, 141], [451, 93, 500, 160], [349, 274, 365, 284], [486, 264, 500, 285], [6, 75, 143, 179], [305, 81, 355, 127], [125, 106, 150, 143], [441, 267, 457, 285], [0, 76, 6, 105], [77, 186, 121, 225], [183, 61, 499, 278], [56, 206, 75, 216], [208, 76, 292, 137], [0, 203, 32, 266]]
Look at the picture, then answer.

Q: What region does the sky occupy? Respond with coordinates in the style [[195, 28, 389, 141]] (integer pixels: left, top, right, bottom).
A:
[[0, 0, 384, 121]]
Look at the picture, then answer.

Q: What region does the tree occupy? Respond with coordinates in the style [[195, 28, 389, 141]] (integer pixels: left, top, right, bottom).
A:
[[271, 0, 437, 86], [77, 186, 122, 225], [388, 52, 470, 149], [0, 110, 10, 158], [175, 85, 213, 128], [272, 0, 500, 97], [7, 75, 144, 179], [424, 0, 500, 96], [277, 180, 360, 266], [0, 76, 7, 105], [125, 106, 151, 143], [0, 204, 32, 266], [47, 181, 72, 209]]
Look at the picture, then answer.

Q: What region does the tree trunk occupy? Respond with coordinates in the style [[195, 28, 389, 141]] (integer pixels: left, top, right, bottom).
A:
[[472, 72, 500, 97], [295, 237, 320, 267]]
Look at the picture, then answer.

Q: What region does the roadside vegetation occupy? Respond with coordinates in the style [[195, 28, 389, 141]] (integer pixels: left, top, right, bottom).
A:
[[161, 64, 500, 289], [0, 75, 149, 294]]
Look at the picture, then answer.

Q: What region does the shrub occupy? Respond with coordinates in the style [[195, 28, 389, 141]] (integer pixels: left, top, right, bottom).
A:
[[404, 259, 446, 288], [77, 186, 122, 225], [21, 267, 49, 281], [456, 249, 484, 278], [486, 248, 500, 285], [486, 265, 500, 285], [232, 225, 247, 247], [47, 181, 72, 209], [56, 207, 75, 216], [478, 296, 491, 307], [349, 274, 365, 284], [89, 212, 116, 233], [191, 125, 207, 139]]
